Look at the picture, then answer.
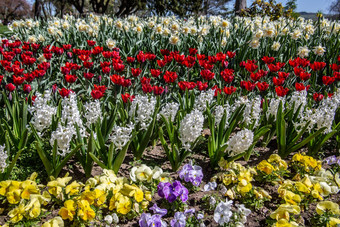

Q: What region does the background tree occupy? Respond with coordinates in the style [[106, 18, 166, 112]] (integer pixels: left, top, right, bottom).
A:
[[234, 0, 246, 15], [329, 0, 340, 19], [0, 0, 32, 25], [203, 0, 233, 16]]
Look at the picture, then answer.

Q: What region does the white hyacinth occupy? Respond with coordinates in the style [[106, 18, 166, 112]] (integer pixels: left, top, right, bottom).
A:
[[158, 102, 179, 122], [233, 96, 262, 127], [227, 129, 254, 156], [267, 97, 285, 120], [83, 100, 102, 127], [294, 89, 340, 134], [194, 89, 215, 112], [110, 123, 134, 150], [129, 95, 157, 130], [50, 123, 76, 156], [61, 92, 85, 136], [28, 91, 57, 133], [288, 90, 307, 116], [214, 104, 231, 126], [179, 109, 204, 150], [0, 145, 8, 172]]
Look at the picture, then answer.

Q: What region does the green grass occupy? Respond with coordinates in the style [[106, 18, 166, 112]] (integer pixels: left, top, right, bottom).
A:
[[0, 25, 11, 36]]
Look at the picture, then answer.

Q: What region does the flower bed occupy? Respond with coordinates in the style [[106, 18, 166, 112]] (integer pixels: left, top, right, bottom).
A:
[[0, 14, 339, 226]]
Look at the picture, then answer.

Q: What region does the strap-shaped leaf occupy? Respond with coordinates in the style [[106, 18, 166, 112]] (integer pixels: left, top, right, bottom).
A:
[[35, 142, 53, 176]]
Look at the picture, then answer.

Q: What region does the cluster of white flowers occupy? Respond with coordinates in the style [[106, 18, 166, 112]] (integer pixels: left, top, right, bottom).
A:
[[50, 124, 76, 156], [110, 123, 134, 150], [214, 104, 231, 126], [194, 89, 215, 112], [83, 100, 102, 128], [234, 96, 262, 127], [130, 164, 168, 182], [267, 97, 285, 120], [158, 102, 179, 122], [214, 199, 233, 225], [294, 89, 340, 134], [61, 92, 84, 129], [0, 145, 8, 173], [129, 95, 157, 130], [288, 90, 308, 116], [50, 92, 84, 156], [179, 109, 204, 150], [214, 199, 251, 226], [227, 129, 254, 157], [104, 213, 119, 227], [28, 91, 57, 133], [297, 46, 310, 58]]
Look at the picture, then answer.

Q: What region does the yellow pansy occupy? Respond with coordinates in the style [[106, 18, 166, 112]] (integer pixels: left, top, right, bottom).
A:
[[42, 216, 64, 227], [316, 201, 340, 215], [237, 180, 252, 195], [80, 189, 106, 206], [24, 197, 41, 219], [328, 217, 340, 227], [77, 199, 95, 221], [65, 181, 83, 196], [8, 201, 26, 223], [144, 191, 152, 201], [21, 180, 39, 200], [268, 154, 288, 170], [257, 160, 275, 174], [0, 180, 12, 196], [141, 200, 149, 210], [279, 189, 301, 205], [47, 175, 72, 198], [270, 204, 301, 221], [294, 182, 310, 193], [109, 192, 122, 210], [116, 195, 131, 215], [6, 188, 22, 204], [59, 200, 76, 221], [121, 184, 144, 202], [272, 219, 299, 227]]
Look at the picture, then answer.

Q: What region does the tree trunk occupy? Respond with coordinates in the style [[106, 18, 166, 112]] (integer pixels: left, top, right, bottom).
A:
[[234, 0, 246, 15], [34, 0, 41, 18]]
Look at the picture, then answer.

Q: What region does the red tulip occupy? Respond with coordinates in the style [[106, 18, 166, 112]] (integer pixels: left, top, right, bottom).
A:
[[273, 77, 285, 86], [131, 68, 142, 77], [313, 93, 324, 102], [223, 86, 237, 95], [127, 57, 135, 63], [226, 51, 236, 59], [23, 84, 31, 93], [5, 83, 16, 92], [150, 69, 161, 78], [153, 86, 164, 95], [13, 75, 25, 85], [310, 61, 326, 71], [322, 76, 335, 85], [256, 82, 269, 92], [200, 69, 215, 81], [261, 56, 275, 64], [87, 40, 96, 46], [196, 81, 208, 91], [121, 93, 134, 103], [221, 69, 234, 83], [163, 71, 178, 83], [83, 72, 94, 80], [188, 48, 197, 56], [59, 88, 72, 97], [275, 86, 289, 97], [65, 74, 77, 83]]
